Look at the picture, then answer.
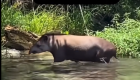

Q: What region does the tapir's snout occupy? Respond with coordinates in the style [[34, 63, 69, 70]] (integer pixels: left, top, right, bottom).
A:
[[28, 47, 35, 55]]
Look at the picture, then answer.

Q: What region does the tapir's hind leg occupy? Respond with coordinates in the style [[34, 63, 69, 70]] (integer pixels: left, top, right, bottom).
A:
[[95, 49, 107, 63], [100, 57, 108, 64], [103, 58, 111, 63], [74, 60, 79, 63], [103, 49, 118, 63]]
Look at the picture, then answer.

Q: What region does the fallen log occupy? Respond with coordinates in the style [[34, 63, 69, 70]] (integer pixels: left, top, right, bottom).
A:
[[2, 25, 40, 50]]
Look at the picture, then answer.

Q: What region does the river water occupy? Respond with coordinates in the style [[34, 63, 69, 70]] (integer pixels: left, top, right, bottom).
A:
[[2, 58, 140, 80]]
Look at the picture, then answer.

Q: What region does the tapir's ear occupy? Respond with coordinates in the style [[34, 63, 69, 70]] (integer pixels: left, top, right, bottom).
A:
[[43, 35, 48, 41]]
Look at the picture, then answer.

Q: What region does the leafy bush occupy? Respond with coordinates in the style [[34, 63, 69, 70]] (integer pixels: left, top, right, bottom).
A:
[[96, 19, 140, 58]]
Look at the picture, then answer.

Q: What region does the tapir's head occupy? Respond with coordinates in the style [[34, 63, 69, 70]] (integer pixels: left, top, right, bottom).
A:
[[29, 34, 53, 54]]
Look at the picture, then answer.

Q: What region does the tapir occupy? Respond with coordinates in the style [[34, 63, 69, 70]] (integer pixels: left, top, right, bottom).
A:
[[29, 32, 118, 63]]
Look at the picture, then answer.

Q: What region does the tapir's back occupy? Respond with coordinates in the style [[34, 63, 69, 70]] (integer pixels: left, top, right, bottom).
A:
[[53, 35, 116, 51]]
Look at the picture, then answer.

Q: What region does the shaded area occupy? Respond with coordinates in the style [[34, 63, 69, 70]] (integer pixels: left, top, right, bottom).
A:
[[2, 58, 140, 80]]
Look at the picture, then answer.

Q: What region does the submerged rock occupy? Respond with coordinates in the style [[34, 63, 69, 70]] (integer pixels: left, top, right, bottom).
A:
[[29, 52, 54, 60]]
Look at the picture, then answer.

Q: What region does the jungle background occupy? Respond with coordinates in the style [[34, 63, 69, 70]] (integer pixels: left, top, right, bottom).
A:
[[1, 0, 140, 58]]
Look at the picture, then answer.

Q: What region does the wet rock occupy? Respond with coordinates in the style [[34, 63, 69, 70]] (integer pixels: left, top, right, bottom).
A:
[[2, 48, 21, 58], [1, 48, 54, 60]]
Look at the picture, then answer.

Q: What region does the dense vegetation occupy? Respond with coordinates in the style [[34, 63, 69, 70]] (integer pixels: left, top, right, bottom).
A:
[[1, 0, 140, 58]]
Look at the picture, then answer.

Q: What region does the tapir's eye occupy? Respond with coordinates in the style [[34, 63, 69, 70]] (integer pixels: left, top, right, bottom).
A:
[[36, 44, 40, 47], [32, 51, 37, 53]]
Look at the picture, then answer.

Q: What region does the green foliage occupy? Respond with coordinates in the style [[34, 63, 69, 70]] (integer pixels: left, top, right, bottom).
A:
[[134, 7, 140, 20], [96, 19, 140, 58], [61, 31, 69, 35], [63, 7, 93, 35], [21, 11, 66, 35], [1, 1, 140, 58], [1, 2, 66, 36], [87, 0, 140, 31], [1, 2, 23, 36]]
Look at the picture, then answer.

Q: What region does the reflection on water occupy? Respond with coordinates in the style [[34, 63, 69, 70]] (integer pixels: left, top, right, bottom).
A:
[[2, 58, 140, 80]]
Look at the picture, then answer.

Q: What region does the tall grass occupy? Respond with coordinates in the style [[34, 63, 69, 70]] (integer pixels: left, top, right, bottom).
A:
[[1, 3, 92, 36], [1, 3, 67, 36]]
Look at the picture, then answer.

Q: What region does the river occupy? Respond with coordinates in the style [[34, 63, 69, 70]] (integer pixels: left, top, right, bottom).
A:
[[2, 57, 140, 80]]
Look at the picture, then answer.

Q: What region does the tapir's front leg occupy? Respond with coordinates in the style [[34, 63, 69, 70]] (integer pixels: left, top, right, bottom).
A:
[[51, 48, 66, 65]]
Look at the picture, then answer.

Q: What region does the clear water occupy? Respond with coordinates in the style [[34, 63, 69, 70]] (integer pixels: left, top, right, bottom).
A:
[[2, 58, 140, 80]]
